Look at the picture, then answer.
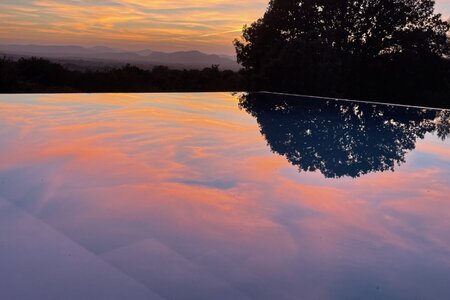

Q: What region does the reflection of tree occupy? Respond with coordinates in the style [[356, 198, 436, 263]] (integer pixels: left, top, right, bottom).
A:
[[240, 93, 450, 178]]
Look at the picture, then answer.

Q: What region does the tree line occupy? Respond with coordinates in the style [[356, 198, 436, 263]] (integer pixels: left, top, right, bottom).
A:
[[0, 57, 244, 93]]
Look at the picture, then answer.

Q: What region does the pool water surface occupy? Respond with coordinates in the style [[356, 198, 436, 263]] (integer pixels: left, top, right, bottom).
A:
[[0, 92, 449, 299]]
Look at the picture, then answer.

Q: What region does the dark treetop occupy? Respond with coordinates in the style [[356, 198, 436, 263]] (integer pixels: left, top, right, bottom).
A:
[[235, 0, 450, 108]]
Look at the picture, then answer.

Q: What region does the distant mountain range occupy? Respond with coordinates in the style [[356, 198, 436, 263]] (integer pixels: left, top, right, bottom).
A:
[[0, 45, 241, 71]]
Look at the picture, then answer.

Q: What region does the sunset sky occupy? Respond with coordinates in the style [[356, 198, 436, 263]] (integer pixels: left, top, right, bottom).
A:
[[1, 0, 449, 55]]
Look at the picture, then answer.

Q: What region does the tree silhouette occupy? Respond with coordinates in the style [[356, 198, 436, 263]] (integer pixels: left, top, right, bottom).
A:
[[239, 93, 450, 178], [0, 57, 244, 93], [235, 0, 450, 107]]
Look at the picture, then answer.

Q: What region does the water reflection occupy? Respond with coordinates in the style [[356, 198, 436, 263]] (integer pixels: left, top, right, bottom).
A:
[[0, 93, 449, 299], [240, 93, 450, 178]]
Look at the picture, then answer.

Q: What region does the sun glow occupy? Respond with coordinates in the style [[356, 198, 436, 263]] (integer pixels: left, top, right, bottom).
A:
[[0, 0, 269, 54]]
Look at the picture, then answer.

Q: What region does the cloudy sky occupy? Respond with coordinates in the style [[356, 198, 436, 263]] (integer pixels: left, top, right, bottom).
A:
[[0, 0, 449, 55]]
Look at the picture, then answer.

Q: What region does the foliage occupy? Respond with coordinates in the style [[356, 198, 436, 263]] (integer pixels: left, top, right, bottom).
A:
[[0, 57, 244, 93], [235, 0, 450, 107], [239, 92, 450, 178]]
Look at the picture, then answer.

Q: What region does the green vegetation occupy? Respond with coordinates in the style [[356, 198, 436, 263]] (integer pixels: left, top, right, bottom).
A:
[[0, 57, 243, 93], [235, 0, 450, 108]]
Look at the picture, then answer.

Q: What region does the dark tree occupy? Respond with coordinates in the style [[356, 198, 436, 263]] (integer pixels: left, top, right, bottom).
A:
[[235, 0, 450, 108], [239, 93, 450, 178], [0, 57, 244, 93]]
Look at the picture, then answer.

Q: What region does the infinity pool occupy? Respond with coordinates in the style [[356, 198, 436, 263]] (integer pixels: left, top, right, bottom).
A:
[[0, 93, 449, 299]]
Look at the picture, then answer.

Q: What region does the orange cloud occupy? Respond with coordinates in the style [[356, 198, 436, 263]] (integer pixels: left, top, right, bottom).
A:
[[0, 0, 268, 54], [2, 0, 448, 53]]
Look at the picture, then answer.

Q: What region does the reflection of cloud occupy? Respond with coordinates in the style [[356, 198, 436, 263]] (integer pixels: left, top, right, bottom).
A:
[[416, 139, 450, 160], [1, 93, 450, 298]]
